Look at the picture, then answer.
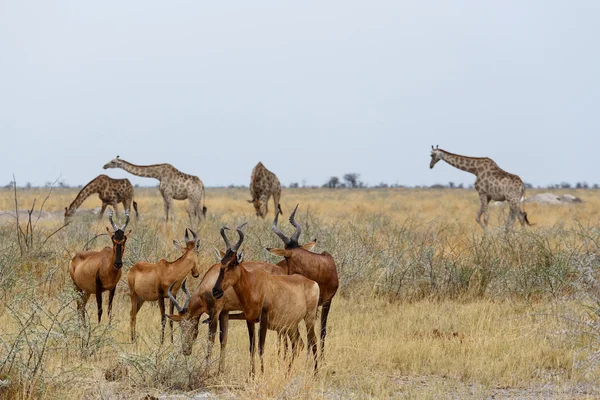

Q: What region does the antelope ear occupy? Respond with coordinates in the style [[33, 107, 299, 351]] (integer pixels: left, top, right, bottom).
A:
[[173, 240, 185, 251], [301, 241, 317, 251], [267, 248, 290, 257], [106, 227, 111, 234], [247, 199, 254, 203], [236, 250, 244, 263], [166, 314, 184, 322], [126, 229, 132, 235], [214, 247, 225, 260]]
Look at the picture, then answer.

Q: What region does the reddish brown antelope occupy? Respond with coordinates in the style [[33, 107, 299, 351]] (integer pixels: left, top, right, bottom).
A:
[[268, 205, 339, 360], [211, 224, 319, 375], [69, 209, 130, 324], [167, 227, 299, 373], [127, 228, 201, 343]]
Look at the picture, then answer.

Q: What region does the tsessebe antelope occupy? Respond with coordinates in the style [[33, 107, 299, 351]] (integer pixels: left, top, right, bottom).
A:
[[69, 209, 130, 324], [268, 205, 339, 360], [211, 224, 320, 374], [127, 228, 201, 343]]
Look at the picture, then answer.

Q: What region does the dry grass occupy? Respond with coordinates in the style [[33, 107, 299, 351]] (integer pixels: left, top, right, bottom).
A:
[[1, 186, 600, 399]]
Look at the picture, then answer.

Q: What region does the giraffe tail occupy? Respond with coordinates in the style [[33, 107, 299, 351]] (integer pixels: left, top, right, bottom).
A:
[[133, 201, 139, 218]]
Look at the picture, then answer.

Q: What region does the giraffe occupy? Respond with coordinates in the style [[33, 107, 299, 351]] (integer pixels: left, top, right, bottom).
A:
[[103, 156, 206, 229], [64, 175, 138, 223], [248, 162, 282, 218], [429, 146, 531, 230]]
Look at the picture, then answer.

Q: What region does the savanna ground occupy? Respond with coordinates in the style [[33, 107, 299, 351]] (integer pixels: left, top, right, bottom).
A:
[[1, 186, 600, 399]]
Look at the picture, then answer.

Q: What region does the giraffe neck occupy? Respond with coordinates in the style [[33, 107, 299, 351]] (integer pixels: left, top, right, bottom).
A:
[[67, 180, 100, 213], [440, 151, 486, 175], [118, 160, 165, 181]]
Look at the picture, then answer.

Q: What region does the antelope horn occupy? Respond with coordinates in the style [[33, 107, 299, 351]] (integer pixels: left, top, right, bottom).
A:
[[184, 228, 190, 243], [220, 226, 232, 250], [232, 223, 247, 252], [289, 204, 301, 242], [168, 279, 191, 314], [189, 228, 198, 242], [121, 209, 130, 230], [108, 209, 118, 231], [271, 210, 290, 245]]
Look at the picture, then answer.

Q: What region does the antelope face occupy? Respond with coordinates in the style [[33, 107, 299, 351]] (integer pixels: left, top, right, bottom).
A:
[[212, 249, 243, 299], [103, 156, 123, 169], [110, 229, 128, 269], [175, 228, 201, 278], [179, 314, 200, 356], [430, 147, 442, 169]]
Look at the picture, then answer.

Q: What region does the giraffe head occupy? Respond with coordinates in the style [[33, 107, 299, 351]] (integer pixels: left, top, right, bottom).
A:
[[430, 145, 442, 169], [247, 197, 265, 218], [64, 205, 75, 223], [103, 155, 123, 170]]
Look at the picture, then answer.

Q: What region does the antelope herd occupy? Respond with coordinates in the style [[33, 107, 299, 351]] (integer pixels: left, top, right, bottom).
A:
[[68, 158, 336, 375], [66, 149, 529, 376]]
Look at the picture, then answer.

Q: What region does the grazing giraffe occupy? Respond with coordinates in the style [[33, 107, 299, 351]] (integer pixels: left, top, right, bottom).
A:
[[429, 146, 531, 229], [103, 156, 206, 229], [248, 162, 282, 218], [64, 174, 138, 223]]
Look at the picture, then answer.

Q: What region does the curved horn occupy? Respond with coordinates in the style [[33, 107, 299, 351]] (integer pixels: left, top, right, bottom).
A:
[[220, 226, 232, 250], [271, 210, 290, 245], [189, 228, 198, 242], [120, 209, 130, 230], [231, 223, 247, 252], [184, 228, 190, 243], [168, 279, 191, 314], [108, 209, 118, 231], [289, 204, 301, 242]]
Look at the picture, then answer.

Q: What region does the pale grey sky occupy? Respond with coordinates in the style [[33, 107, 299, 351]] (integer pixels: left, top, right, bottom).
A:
[[1, 1, 598, 187]]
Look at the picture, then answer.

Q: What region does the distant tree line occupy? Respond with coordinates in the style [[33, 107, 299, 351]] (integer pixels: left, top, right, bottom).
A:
[[4, 177, 600, 190]]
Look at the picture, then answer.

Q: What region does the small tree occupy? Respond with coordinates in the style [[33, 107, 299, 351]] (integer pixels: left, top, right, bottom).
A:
[[326, 176, 340, 189], [343, 173, 360, 188]]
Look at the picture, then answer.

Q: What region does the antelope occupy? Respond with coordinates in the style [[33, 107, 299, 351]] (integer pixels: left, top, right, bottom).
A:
[[268, 205, 339, 361], [166, 253, 288, 374], [69, 209, 130, 324], [211, 224, 320, 375], [127, 228, 201, 344]]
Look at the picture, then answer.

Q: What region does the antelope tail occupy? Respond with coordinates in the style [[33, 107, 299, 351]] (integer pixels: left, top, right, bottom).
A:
[[133, 201, 139, 218]]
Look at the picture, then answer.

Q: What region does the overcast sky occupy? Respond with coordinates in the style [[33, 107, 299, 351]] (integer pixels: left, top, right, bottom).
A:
[[1, 2, 598, 188]]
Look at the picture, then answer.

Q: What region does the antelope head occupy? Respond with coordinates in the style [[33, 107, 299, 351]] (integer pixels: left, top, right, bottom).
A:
[[106, 208, 130, 269], [173, 228, 201, 278], [267, 204, 316, 258], [103, 155, 123, 170], [212, 223, 246, 299], [430, 145, 442, 169]]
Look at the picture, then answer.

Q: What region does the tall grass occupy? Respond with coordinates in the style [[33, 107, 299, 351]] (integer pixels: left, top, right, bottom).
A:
[[0, 187, 599, 398]]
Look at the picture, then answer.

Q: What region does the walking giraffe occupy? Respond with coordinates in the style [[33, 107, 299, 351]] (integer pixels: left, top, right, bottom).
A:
[[429, 146, 531, 229], [64, 175, 138, 223], [248, 162, 282, 218], [103, 156, 206, 229]]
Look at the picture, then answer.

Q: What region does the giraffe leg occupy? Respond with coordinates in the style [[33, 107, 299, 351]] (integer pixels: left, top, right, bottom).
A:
[[111, 202, 119, 218], [475, 194, 490, 230], [506, 201, 519, 229], [98, 202, 108, 220], [273, 191, 282, 216], [162, 196, 169, 230], [167, 197, 176, 232], [123, 198, 131, 215]]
